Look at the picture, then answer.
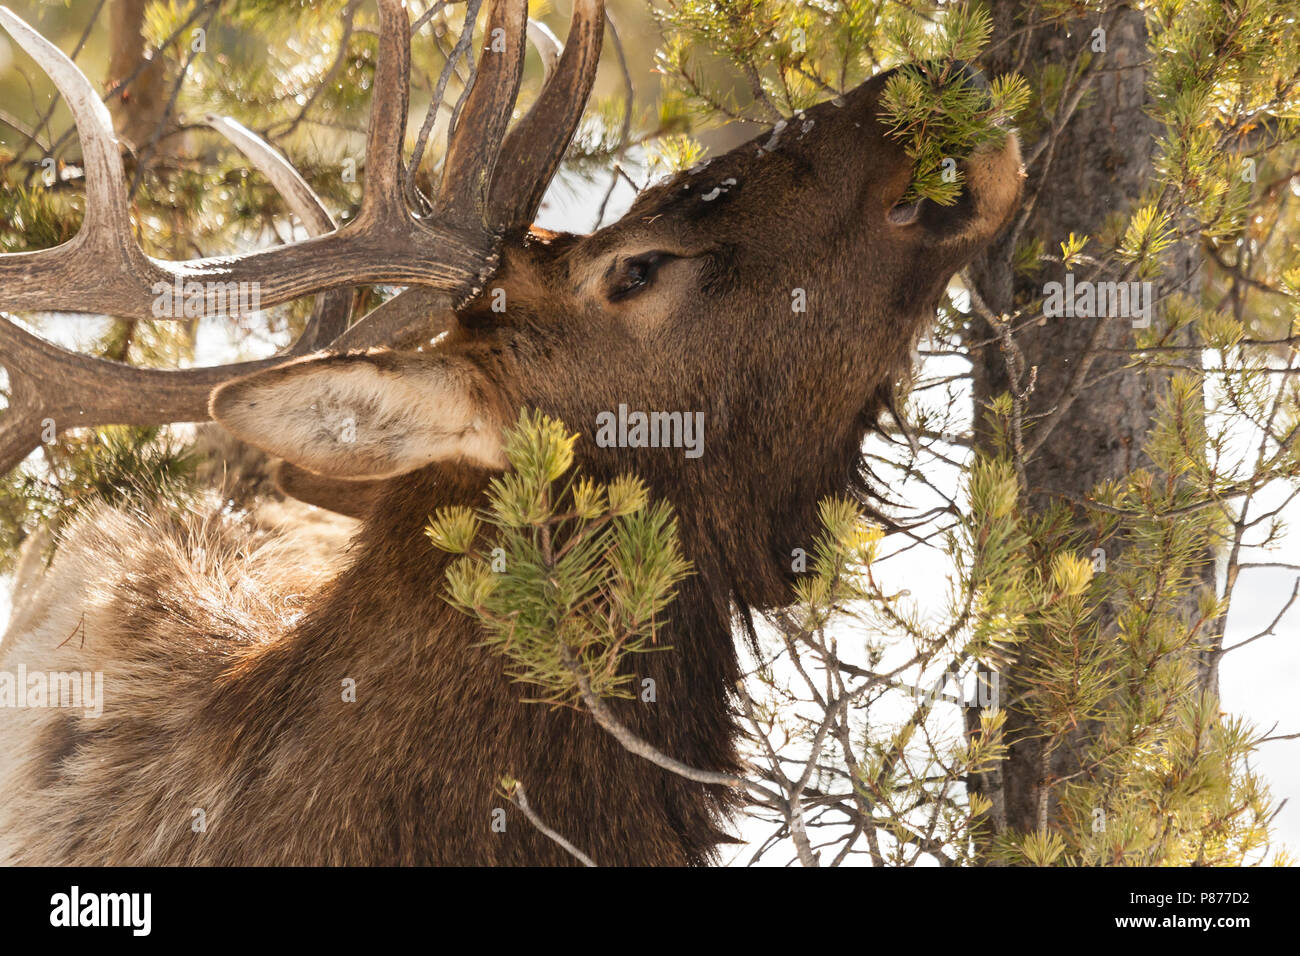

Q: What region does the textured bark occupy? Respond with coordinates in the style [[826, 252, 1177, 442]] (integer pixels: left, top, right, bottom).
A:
[[107, 0, 168, 151], [965, 2, 1212, 847]]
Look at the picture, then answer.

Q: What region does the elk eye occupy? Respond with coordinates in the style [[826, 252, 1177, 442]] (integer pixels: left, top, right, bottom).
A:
[[607, 251, 673, 301]]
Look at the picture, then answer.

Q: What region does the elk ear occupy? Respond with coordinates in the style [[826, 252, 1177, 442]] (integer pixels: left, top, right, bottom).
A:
[[272, 461, 385, 520], [210, 352, 507, 479]]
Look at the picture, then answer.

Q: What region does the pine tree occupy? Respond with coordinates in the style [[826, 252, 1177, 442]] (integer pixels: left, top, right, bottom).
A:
[[649, 0, 1294, 865]]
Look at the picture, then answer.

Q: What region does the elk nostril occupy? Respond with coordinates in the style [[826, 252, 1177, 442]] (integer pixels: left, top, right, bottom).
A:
[[950, 60, 990, 95], [912, 59, 991, 104], [887, 200, 923, 226]]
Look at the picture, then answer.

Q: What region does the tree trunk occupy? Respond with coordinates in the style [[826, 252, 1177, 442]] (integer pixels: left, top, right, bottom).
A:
[[964, 1, 1212, 848], [107, 0, 168, 151]]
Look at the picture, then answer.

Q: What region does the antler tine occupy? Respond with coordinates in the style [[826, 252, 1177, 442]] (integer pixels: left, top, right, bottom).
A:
[[204, 114, 336, 237], [336, 3, 606, 352], [356, 0, 413, 231], [337, 1, 590, 353], [0, 5, 162, 310], [490, 0, 605, 232], [0, 7, 133, 240], [0, 3, 491, 321], [204, 114, 351, 349], [436, 0, 530, 225], [203, 98, 453, 353]]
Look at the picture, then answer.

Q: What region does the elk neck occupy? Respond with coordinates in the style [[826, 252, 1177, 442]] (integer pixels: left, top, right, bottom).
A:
[[227, 460, 743, 862]]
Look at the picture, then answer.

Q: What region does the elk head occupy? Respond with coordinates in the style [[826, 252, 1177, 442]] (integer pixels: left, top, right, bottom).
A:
[[0, 1, 1022, 610], [211, 77, 1023, 609]]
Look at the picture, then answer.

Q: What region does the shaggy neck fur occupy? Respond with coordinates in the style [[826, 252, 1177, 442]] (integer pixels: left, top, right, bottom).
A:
[[198, 463, 740, 865]]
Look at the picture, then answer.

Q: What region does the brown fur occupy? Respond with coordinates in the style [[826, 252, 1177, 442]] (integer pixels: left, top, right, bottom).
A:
[[0, 73, 1023, 865]]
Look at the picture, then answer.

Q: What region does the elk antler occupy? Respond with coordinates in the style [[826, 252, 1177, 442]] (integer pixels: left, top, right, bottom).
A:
[[0, 0, 606, 475], [201, 114, 353, 352], [0, 1, 474, 317], [0, 112, 351, 476], [337, 0, 605, 350], [491, 0, 605, 231]]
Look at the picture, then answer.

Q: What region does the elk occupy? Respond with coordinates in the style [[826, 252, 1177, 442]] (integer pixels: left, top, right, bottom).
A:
[[0, 0, 1023, 865]]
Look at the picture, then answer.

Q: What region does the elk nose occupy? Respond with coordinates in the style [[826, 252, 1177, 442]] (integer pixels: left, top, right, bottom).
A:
[[950, 60, 991, 95], [913, 59, 991, 103]]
